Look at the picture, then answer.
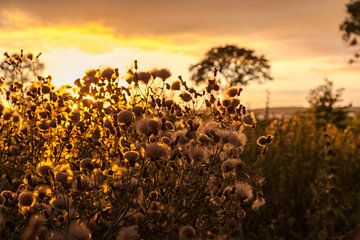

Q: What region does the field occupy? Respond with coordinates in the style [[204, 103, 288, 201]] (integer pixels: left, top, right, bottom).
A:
[[0, 52, 359, 240]]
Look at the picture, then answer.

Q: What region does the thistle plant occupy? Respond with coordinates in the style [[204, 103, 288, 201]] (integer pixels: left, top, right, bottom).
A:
[[0, 52, 265, 240]]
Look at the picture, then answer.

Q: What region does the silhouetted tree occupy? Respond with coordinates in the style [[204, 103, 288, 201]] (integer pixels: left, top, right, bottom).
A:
[[340, 0, 360, 62], [307, 79, 350, 129], [189, 45, 272, 87]]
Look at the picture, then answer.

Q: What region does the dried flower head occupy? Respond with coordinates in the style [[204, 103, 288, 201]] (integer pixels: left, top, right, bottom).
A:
[[171, 80, 181, 90], [101, 67, 115, 80], [36, 164, 53, 177], [188, 146, 206, 163], [80, 158, 94, 171], [124, 151, 140, 165], [137, 71, 151, 84], [179, 92, 192, 102], [179, 226, 196, 240], [152, 68, 171, 81], [18, 191, 35, 207], [225, 87, 240, 97], [242, 112, 256, 127], [117, 110, 134, 126], [136, 118, 161, 136], [145, 143, 169, 161], [234, 182, 253, 201], [221, 158, 243, 177]]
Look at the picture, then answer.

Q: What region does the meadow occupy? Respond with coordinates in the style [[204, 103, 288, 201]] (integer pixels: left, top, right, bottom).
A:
[[0, 52, 359, 240]]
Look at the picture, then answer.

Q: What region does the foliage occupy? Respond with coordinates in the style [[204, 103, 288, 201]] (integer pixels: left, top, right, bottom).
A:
[[242, 114, 360, 239], [189, 45, 272, 88], [0, 52, 266, 240], [340, 0, 360, 62], [307, 79, 350, 129]]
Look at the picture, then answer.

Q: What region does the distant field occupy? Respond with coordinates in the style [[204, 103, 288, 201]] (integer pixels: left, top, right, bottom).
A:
[[252, 106, 360, 118]]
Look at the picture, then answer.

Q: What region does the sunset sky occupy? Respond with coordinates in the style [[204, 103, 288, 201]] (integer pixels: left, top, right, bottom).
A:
[[0, 0, 359, 108]]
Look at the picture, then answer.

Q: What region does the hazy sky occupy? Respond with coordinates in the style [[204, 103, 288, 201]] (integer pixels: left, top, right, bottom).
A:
[[0, 0, 359, 108]]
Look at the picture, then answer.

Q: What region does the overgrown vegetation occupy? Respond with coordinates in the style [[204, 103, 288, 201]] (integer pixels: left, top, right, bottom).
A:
[[0, 52, 268, 240]]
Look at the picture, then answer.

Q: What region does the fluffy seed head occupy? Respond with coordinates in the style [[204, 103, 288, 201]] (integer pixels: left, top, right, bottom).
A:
[[179, 226, 196, 240], [124, 151, 140, 164], [145, 143, 169, 161], [101, 67, 115, 80], [117, 110, 134, 126], [225, 87, 240, 97], [171, 80, 181, 90], [18, 191, 35, 207], [136, 118, 161, 136], [179, 92, 192, 102], [36, 164, 53, 177]]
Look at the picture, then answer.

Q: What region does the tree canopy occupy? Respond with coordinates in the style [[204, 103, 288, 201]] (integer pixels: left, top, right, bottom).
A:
[[307, 79, 350, 129], [340, 0, 360, 61], [189, 45, 272, 87]]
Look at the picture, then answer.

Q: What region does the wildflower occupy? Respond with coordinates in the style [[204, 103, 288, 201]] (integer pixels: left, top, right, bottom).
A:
[[179, 92, 192, 102], [49, 118, 57, 128], [71, 111, 81, 123], [256, 136, 267, 147], [68, 221, 91, 240], [136, 118, 161, 136], [132, 106, 143, 116], [55, 171, 70, 186], [116, 225, 141, 240], [18, 191, 36, 207], [38, 121, 50, 130], [231, 98, 240, 107], [124, 151, 139, 166], [145, 143, 169, 161], [225, 87, 241, 97], [80, 158, 94, 171], [152, 68, 171, 81], [36, 164, 53, 177], [137, 71, 151, 84], [171, 80, 181, 90], [103, 119, 114, 129], [51, 195, 72, 210], [252, 196, 266, 210], [3, 110, 13, 120], [149, 190, 159, 200], [242, 112, 256, 127], [179, 226, 196, 240], [188, 146, 206, 163], [234, 182, 253, 201], [148, 201, 163, 214], [221, 158, 243, 176], [165, 121, 175, 131], [218, 130, 246, 147], [9, 145, 21, 156], [101, 67, 115, 80], [73, 176, 89, 192], [35, 186, 51, 199], [256, 135, 273, 147], [161, 136, 173, 145], [1, 190, 15, 200], [41, 85, 51, 94], [117, 110, 134, 126], [1, 190, 15, 206]]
